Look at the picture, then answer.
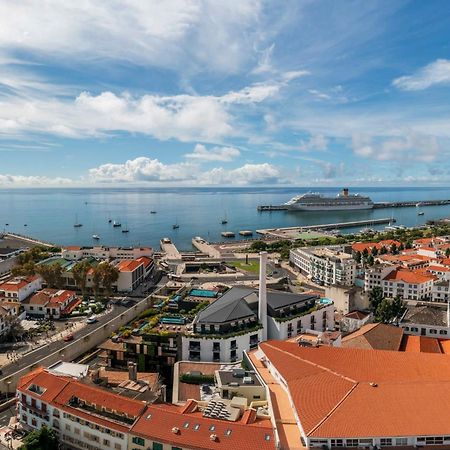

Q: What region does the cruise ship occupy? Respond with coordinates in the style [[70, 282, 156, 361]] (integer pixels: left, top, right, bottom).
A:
[[284, 188, 374, 211]]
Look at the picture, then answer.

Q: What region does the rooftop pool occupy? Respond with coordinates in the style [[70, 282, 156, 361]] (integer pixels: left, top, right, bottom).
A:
[[188, 289, 218, 298], [318, 297, 333, 305]]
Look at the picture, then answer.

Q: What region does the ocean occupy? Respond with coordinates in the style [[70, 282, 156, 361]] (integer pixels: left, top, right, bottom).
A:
[[1, 186, 450, 251]]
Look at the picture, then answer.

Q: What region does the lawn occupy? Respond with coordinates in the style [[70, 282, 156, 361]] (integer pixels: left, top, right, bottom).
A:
[[229, 260, 262, 274]]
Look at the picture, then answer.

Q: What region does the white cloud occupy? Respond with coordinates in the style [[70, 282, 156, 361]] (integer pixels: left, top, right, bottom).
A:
[[308, 89, 331, 101], [299, 134, 328, 152], [89, 157, 194, 183], [0, 174, 73, 186], [0, 1, 265, 74], [0, 80, 287, 141], [185, 144, 240, 162], [202, 163, 280, 185], [352, 133, 440, 162], [89, 157, 281, 186], [393, 59, 450, 91]]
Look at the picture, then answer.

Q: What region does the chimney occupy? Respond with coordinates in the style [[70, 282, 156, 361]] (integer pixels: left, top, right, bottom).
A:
[[342, 188, 349, 197], [128, 361, 137, 382], [259, 251, 268, 341]]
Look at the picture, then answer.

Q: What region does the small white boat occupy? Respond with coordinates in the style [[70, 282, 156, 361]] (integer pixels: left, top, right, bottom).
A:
[[113, 220, 122, 227], [92, 234, 100, 240]]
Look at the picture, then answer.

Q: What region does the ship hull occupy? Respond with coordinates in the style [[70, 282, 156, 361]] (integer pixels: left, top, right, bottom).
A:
[[286, 203, 374, 211]]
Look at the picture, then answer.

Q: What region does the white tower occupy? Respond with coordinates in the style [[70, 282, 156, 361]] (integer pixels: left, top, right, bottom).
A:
[[259, 251, 268, 341]]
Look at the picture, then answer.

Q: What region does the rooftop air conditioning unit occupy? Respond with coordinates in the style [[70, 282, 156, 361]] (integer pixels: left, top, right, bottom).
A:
[[243, 377, 254, 385]]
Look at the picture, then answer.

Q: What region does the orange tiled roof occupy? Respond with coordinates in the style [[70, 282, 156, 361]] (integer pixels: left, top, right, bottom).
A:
[[0, 275, 40, 292], [136, 256, 153, 267], [257, 341, 450, 438], [26, 289, 76, 306], [400, 335, 442, 354], [64, 246, 82, 251], [117, 259, 143, 272], [384, 268, 436, 284], [131, 403, 275, 450]]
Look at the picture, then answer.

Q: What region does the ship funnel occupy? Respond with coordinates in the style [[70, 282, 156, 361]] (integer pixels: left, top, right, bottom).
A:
[[259, 251, 268, 341], [342, 188, 349, 197]]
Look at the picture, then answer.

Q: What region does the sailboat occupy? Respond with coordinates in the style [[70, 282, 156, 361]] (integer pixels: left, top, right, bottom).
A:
[[74, 214, 82, 228], [221, 211, 228, 225], [416, 202, 424, 215], [113, 220, 122, 227], [122, 222, 130, 233], [173, 218, 180, 229]]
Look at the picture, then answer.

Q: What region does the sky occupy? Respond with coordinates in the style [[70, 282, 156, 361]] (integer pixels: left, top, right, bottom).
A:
[[2, 0, 450, 187]]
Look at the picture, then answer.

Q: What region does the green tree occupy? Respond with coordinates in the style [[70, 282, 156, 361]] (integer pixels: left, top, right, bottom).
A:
[[353, 250, 361, 262], [92, 266, 103, 299], [375, 298, 394, 323], [72, 260, 92, 295], [398, 242, 404, 251], [36, 263, 63, 289], [369, 286, 384, 312], [391, 295, 405, 324], [11, 261, 36, 277], [446, 247, 450, 258], [366, 254, 375, 266], [20, 426, 59, 450], [379, 246, 388, 255], [390, 243, 398, 254], [249, 241, 268, 252], [100, 262, 120, 298], [371, 246, 378, 257]]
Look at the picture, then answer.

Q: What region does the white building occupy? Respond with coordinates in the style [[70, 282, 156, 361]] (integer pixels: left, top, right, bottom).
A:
[[432, 280, 450, 302], [62, 246, 153, 261], [290, 246, 356, 286], [400, 304, 450, 338], [23, 289, 78, 319], [0, 275, 43, 302], [364, 265, 435, 300], [17, 366, 146, 450]]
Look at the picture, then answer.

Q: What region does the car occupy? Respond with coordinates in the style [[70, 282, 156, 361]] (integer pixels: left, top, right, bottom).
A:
[[63, 334, 74, 342], [86, 316, 98, 324]]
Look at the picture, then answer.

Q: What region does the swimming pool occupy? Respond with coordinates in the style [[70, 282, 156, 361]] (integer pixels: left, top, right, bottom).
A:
[[161, 316, 185, 325], [318, 297, 333, 305], [189, 289, 217, 298]]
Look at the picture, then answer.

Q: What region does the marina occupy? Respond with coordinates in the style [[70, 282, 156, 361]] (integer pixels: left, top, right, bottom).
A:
[[257, 217, 395, 239]]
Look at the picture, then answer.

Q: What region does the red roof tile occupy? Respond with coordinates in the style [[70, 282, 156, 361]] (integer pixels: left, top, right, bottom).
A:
[[258, 341, 450, 438]]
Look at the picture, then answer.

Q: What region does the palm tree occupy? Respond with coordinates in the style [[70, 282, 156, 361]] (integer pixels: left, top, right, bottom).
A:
[[92, 266, 103, 299], [72, 260, 92, 296]]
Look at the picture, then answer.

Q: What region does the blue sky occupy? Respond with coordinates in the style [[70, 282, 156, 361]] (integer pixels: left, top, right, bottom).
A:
[[2, 0, 450, 187]]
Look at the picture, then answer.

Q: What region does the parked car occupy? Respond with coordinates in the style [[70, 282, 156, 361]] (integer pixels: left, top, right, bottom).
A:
[[63, 334, 74, 342], [86, 316, 98, 324]]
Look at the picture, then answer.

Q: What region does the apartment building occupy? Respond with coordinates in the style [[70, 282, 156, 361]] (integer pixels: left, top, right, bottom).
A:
[[182, 287, 335, 363], [17, 367, 275, 450], [0, 300, 20, 337], [18, 367, 146, 450], [290, 246, 356, 286], [432, 280, 450, 302], [364, 265, 435, 300], [246, 341, 450, 449], [0, 275, 42, 302]]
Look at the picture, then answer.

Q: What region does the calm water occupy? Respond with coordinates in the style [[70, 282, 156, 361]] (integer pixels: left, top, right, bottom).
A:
[[1, 187, 450, 251]]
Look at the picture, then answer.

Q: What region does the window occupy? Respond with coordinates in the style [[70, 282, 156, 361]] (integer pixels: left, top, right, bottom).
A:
[[74, 427, 80, 435], [132, 437, 145, 446], [225, 429, 232, 436], [152, 443, 163, 450], [209, 425, 216, 431], [183, 421, 189, 428], [345, 439, 359, 447], [395, 438, 407, 446], [172, 448, 182, 450], [194, 424, 200, 431], [103, 439, 110, 447], [65, 424, 71, 431], [380, 438, 392, 446], [114, 444, 121, 450], [330, 439, 344, 447]]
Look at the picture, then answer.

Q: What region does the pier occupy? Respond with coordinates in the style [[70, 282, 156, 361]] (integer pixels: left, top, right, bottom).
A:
[[257, 217, 394, 239], [257, 198, 450, 211]]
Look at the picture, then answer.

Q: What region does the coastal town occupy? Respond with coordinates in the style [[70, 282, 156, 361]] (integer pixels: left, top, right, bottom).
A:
[[0, 216, 450, 449]]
